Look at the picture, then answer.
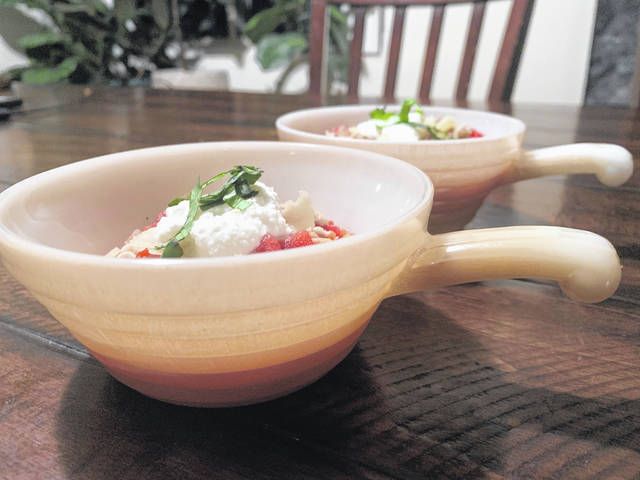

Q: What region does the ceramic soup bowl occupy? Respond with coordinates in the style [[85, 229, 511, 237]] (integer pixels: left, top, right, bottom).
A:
[[276, 105, 634, 233], [0, 142, 622, 407]]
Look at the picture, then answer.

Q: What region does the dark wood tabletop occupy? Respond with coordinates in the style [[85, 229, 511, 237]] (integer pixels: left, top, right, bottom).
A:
[[0, 88, 639, 480]]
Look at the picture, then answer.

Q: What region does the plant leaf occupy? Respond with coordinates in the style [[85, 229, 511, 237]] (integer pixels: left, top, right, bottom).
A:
[[256, 32, 307, 70], [18, 32, 66, 50], [244, 5, 286, 43], [21, 57, 78, 84], [151, 0, 170, 30], [113, 0, 137, 22]]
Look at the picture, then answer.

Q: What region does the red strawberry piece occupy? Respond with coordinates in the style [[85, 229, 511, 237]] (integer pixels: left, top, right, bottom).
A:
[[282, 231, 314, 249], [316, 220, 346, 238], [470, 129, 483, 138], [136, 248, 160, 258], [254, 233, 283, 253], [141, 211, 167, 232], [324, 222, 345, 238]]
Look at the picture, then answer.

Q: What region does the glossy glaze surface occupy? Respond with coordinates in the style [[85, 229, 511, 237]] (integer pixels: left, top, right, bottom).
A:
[[1, 89, 639, 479]]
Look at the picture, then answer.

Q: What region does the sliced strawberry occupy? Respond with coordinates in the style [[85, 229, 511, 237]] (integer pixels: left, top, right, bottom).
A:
[[326, 222, 345, 237], [282, 231, 314, 249], [316, 220, 347, 238], [254, 233, 283, 253], [469, 129, 484, 138], [136, 248, 160, 258]]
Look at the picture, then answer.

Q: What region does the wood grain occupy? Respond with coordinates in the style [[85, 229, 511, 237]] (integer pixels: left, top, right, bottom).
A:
[[488, 0, 535, 102], [0, 87, 639, 479], [348, 6, 368, 99], [456, 1, 486, 101], [384, 6, 407, 101], [418, 5, 445, 102]]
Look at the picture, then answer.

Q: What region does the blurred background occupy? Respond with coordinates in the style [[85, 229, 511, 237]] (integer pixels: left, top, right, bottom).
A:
[[0, 0, 638, 106]]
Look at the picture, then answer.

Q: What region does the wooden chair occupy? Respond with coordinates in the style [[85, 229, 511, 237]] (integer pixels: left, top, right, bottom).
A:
[[309, 0, 535, 102]]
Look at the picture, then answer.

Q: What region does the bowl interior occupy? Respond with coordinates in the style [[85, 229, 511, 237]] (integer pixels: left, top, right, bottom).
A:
[[277, 105, 525, 142], [0, 142, 430, 255]]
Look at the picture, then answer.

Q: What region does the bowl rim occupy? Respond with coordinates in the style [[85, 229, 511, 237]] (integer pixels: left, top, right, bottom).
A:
[[0, 141, 433, 270], [276, 104, 527, 146]]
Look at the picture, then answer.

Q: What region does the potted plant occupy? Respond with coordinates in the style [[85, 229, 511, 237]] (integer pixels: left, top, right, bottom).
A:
[[0, 0, 175, 104], [244, 0, 349, 93]]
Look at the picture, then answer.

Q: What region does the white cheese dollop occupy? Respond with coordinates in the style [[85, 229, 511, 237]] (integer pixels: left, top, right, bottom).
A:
[[153, 181, 292, 257], [354, 110, 424, 141], [353, 119, 381, 139], [378, 123, 421, 141]]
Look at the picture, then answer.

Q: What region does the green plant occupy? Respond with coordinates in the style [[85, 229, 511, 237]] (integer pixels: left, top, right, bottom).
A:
[[244, 0, 349, 92], [0, 0, 174, 85]]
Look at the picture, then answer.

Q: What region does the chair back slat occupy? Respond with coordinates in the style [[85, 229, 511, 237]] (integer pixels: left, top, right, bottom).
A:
[[384, 6, 407, 100], [309, 0, 328, 97], [418, 5, 445, 101], [456, 1, 486, 101], [488, 0, 535, 101], [347, 6, 368, 98], [309, 0, 535, 102]]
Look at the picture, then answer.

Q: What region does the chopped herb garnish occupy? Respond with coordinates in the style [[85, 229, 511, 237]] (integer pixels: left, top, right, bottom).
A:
[[398, 99, 416, 123], [161, 165, 263, 258], [368, 99, 457, 140], [370, 107, 395, 121], [369, 99, 421, 129], [162, 240, 184, 258]]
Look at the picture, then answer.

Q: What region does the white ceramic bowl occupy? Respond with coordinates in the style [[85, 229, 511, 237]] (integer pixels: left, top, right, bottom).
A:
[[276, 105, 634, 233], [0, 142, 622, 407]]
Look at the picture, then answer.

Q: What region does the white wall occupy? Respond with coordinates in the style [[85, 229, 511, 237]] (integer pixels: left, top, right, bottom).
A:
[[0, 0, 597, 105], [356, 0, 597, 104], [0, 35, 27, 71]]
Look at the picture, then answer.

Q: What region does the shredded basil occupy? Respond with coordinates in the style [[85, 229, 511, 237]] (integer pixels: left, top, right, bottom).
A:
[[160, 165, 263, 258]]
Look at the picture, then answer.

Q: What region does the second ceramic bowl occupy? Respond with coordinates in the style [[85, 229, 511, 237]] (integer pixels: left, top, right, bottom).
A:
[[276, 105, 634, 233]]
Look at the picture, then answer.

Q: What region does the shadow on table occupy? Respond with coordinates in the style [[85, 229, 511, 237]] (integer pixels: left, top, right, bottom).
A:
[[55, 295, 640, 479]]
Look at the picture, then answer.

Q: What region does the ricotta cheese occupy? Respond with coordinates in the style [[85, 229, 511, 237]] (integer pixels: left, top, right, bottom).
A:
[[153, 182, 292, 257]]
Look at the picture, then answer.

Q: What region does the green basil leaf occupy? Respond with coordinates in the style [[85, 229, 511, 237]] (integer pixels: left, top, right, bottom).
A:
[[235, 180, 256, 198], [225, 195, 252, 211], [161, 240, 183, 258], [162, 179, 203, 257], [160, 165, 263, 255], [370, 107, 395, 120], [398, 99, 416, 123]]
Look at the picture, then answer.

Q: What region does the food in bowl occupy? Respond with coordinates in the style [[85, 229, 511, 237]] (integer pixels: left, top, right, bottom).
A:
[[108, 165, 348, 259], [326, 99, 483, 141]]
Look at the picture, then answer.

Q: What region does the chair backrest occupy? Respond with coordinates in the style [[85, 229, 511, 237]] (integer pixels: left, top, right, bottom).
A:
[[309, 0, 536, 102]]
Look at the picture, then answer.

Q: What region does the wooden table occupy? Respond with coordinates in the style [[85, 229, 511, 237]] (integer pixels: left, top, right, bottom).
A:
[[1, 88, 638, 480]]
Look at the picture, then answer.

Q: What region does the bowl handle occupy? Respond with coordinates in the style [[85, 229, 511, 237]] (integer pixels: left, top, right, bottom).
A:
[[507, 144, 633, 187], [389, 226, 621, 303]]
